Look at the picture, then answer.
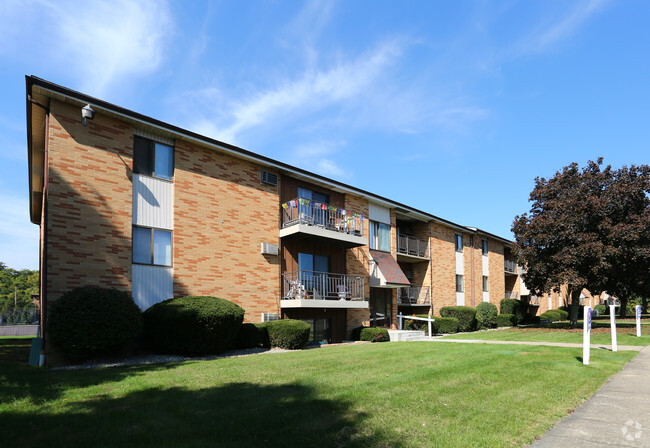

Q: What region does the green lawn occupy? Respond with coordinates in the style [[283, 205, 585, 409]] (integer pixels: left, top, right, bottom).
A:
[[442, 324, 650, 346], [0, 339, 636, 447]]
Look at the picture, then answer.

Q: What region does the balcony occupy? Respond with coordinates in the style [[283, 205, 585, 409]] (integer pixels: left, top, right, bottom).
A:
[[396, 235, 429, 262], [397, 286, 431, 305], [281, 270, 368, 309], [504, 259, 518, 274], [505, 290, 519, 299], [279, 197, 367, 247]]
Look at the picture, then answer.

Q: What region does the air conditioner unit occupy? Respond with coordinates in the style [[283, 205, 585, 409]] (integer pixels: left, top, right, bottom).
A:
[[260, 170, 278, 186], [261, 313, 279, 322], [261, 243, 278, 255]]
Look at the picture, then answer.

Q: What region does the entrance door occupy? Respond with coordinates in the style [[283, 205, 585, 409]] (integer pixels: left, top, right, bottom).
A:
[[369, 288, 392, 328]]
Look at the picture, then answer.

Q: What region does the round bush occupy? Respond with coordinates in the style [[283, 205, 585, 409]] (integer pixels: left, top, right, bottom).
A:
[[496, 314, 517, 327], [48, 286, 143, 362], [439, 306, 477, 332], [476, 303, 498, 330], [143, 296, 244, 355], [235, 323, 264, 349], [360, 327, 390, 342], [500, 299, 521, 316], [351, 326, 366, 341], [433, 317, 459, 334], [539, 309, 569, 322], [266, 319, 310, 349]]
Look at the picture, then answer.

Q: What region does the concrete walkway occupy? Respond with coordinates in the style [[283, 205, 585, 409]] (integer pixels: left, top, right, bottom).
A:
[[528, 345, 650, 447], [430, 338, 644, 351]]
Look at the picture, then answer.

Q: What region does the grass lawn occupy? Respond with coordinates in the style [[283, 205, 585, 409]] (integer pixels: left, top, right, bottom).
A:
[[442, 323, 650, 346], [0, 339, 636, 447]]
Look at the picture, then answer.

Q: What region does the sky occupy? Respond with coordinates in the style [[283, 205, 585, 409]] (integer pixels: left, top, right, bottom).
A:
[[1, 0, 649, 270]]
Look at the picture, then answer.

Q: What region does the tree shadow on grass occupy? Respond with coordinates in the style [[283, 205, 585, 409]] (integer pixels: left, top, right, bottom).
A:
[[1, 381, 382, 448]]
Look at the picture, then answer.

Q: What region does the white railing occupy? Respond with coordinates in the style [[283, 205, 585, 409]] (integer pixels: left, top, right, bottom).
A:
[[398, 313, 436, 337], [397, 235, 429, 258], [504, 259, 518, 273], [505, 290, 519, 299], [281, 197, 364, 236], [282, 270, 366, 301], [397, 286, 431, 305]]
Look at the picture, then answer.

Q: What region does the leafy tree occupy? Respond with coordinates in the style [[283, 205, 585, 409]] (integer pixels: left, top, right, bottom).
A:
[[0, 262, 39, 323], [512, 159, 650, 323]]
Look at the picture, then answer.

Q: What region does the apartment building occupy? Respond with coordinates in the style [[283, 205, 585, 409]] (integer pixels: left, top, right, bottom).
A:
[[26, 76, 525, 357]]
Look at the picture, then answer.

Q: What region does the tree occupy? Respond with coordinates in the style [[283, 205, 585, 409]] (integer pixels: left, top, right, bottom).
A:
[[512, 159, 650, 323]]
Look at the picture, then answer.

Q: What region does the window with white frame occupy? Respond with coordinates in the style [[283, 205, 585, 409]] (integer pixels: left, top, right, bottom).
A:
[[133, 136, 174, 181], [133, 226, 172, 266], [482, 239, 488, 256], [456, 274, 464, 293], [455, 234, 463, 252], [482, 276, 489, 292], [370, 220, 391, 252]]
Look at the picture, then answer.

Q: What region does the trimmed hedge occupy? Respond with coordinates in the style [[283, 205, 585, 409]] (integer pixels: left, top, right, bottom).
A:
[[351, 326, 365, 341], [360, 327, 390, 342], [48, 286, 143, 362], [403, 314, 430, 332], [500, 299, 521, 316], [266, 319, 310, 349], [497, 313, 517, 327], [439, 306, 477, 332], [539, 309, 570, 322], [476, 302, 498, 330], [234, 322, 269, 349], [143, 296, 244, 355], [433, 317, 459, 334]]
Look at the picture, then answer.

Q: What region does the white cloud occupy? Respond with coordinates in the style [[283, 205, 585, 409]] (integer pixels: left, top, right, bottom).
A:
[[290, 141, 350, 179], [0, 0, 172, 97]]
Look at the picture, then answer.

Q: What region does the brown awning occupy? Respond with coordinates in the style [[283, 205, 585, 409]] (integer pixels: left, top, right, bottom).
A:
[[369, 250, 410, 286]]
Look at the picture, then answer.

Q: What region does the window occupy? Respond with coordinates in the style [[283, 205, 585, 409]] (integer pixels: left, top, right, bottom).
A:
[[455, 234, 463, 252], [370, 220, 391, 251], [133, 136, 174, 180], [133, 226, 172, 266], [482, 276, 489, 292], [456, 275, 464, 293], [482, 239, 488, 256]]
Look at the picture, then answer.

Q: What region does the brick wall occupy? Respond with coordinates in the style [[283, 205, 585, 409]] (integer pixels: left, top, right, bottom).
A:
[[173, 139, 280, 322], [429, 222, 457, 313]]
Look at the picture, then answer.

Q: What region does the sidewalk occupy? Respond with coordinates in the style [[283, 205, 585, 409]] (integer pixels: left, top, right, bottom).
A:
[[429, 338, 644, 351], [529, 345, 650, 447]]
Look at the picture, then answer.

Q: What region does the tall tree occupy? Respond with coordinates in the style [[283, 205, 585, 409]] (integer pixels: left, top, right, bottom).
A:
[[512, 159, 650, 323]]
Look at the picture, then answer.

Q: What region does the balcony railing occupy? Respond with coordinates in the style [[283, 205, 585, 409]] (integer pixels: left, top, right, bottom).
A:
[[282, 270, 366, 301], [504, 259, 518, 274], [281, 197, 364, 236], [397, 235, 429, 258], [529, 295, 540, 306], [505, 290, 519, 299], [398, 286, 431, 305]]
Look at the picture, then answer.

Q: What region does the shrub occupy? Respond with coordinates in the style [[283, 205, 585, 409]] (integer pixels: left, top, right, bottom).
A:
[[439, 306, 477, 332], [594, 304, 607, 316], [520, 314, 541, 325], [497, 314, 517, 327], [360, 327, 390, 342], [476, 303, 498, 330], [403, 314, 430, 332], [539, 309, 570, 322], [351, 326, 365, 341], [432, 317, 459, 334], [500, 299, 521, 316], [48, 286, 143, 362], [235, 323, 269, 348], [143, 296, 244, 355], [266, 319, 311, 349]]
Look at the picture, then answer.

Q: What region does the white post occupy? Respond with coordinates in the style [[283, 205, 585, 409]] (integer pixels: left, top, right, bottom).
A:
[[583, 306, 591, 365], [636, 305, 642, 338], [610, 304, 618, 352], [398, 313, 403, 330], [428, 318, 432, 337]]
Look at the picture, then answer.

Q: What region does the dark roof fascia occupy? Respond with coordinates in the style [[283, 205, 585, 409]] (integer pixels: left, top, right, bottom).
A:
[[25, 76, 495, 237], [26, 77, 34, 223]]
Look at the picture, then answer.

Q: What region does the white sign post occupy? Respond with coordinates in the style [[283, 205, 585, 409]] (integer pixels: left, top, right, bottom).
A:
[[610, 304, 618, 352], [583, 306, 591, 365], [636, 305, 642, 338]]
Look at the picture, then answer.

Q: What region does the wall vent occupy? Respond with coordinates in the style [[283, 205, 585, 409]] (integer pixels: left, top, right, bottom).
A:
[[260, 170, 278, 186], [261, 242, 278, 255], [262, 313, 279, 322]]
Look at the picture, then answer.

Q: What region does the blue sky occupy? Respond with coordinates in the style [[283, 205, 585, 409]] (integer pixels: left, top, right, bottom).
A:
[[1, 0, 649, 270]]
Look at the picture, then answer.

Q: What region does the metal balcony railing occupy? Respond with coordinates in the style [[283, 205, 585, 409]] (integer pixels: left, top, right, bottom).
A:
[[397, 286, 431, 305], [529, 295, 540, 306], [504, 259, 518, 273], [397, 235, 429, 258], [505, 290, 519, 299], [281, 197, 364, 236], [282, 270, 366, 301]]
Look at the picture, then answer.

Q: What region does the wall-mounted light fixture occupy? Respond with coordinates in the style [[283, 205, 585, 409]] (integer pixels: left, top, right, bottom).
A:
[[81, 104, 94, 126]]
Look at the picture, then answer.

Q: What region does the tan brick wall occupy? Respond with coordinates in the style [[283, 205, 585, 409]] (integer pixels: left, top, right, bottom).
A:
[[429, 222, 457, 314], [173, 140, 280, 322], [45, 100, 134, 302], [488, 240, 506, 308], [344, 194, 371, 330]]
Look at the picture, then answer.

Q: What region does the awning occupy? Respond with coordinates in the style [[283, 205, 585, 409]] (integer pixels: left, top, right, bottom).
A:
[[369, 250, 410, 288]]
